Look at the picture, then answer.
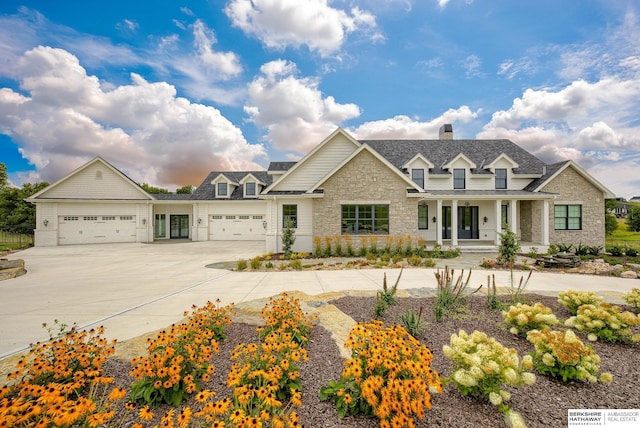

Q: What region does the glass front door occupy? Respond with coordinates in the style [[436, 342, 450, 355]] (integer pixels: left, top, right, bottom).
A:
[[154, 214, 166, 238], [442, 206, 479, 240], [170, 215, 189, 239]]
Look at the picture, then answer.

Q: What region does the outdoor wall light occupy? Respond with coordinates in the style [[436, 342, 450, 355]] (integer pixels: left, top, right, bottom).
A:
[[43, 219, 48, 227], [262, 220, 268, 229], [198, 218, 202, 225], [142, 218, 146, 225], [483, 216, 488, 224], [432, 216, 436, 223]]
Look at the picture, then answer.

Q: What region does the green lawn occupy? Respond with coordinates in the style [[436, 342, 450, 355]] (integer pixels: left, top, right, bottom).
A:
[[606, 218, 640, 248]]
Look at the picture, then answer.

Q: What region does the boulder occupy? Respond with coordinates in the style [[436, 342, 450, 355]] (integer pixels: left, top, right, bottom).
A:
[[620, 270, 639, 279]]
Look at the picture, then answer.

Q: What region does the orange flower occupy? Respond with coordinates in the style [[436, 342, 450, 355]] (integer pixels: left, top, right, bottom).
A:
[[139, 405, 154, 421]]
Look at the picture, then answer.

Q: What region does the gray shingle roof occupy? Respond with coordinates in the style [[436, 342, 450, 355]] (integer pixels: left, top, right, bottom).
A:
[[523, 161, 569, 191], [268, 161, 296, 172], [363, 139, 546, 175], [192, 171, 272, 200], [151, 193, 195, 200]]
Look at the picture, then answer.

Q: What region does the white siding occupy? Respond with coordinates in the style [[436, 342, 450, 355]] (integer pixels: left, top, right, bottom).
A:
[[270, 135, 357, 191], [40, 162, 147, 200]]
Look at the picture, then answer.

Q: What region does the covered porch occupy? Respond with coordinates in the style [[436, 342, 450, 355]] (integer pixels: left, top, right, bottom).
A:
[[413, 191, 556, 253]]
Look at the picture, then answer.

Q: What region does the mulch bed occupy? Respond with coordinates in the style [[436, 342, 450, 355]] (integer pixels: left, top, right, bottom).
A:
[[102, 293, 640, 427]]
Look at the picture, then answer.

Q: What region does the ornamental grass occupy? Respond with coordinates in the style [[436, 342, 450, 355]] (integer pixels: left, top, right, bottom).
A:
[[564, 302, 640, 343], [624, 288, 640, 313], [320, 320, 442, 428], [502, 302, 560, 336], [1, 324, 123, 427], [443, 330, 535, 415], [526, 329, 612, 384]]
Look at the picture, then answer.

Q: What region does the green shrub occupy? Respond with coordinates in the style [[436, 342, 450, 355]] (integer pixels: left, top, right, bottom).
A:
[[575, 242, 589, 256], [624, 288, 640, 313], [556, 243, 574, 253], [365, 252, 377, 262], [236, 259, 248, 271], [422, 258, 436, 267], [557, 290, 603, 315], [565, 302, 640, 343], [626, 247, 639, 257], [608, 246, 624, 256], [407, 255, 422, 266], [380, 252, 391, 262], [391, 253, 403, 264], [443, 330, 535, 415], [434, 267, 481, 322], [250, 257, 262, 270], [502, 302, 560, 336], [288, 259, 303, 270], [527, 329, 611, 384], [282, 218, 296, 259], [587, 245, 603, 256]]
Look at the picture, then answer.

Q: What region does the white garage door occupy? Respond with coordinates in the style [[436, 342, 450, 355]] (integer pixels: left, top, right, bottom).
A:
[[208, 214, 265, 240], [58, 215, 137, 245]]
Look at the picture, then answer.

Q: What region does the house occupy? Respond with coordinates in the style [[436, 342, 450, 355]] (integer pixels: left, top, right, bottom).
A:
[[28, 125, 615, 252]]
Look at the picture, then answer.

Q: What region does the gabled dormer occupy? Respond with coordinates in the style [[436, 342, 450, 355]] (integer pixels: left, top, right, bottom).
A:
[[211, 174, 238, 199], [239, 173, 266, 198], [443, 153, 476, 190], [485, 153, 519, 190], [403, 154, 435, 189]]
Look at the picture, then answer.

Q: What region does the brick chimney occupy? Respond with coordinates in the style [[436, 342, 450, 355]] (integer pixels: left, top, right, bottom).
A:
[[439, 124, 453, 140]]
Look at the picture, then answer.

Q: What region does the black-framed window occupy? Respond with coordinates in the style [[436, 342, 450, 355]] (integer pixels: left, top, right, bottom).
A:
[[501, 204, 509, 229], [217, 182, 227, 196], [495, 168, 507, 189], [341, 205, 389, 235], [245, 182, 256, 196], [283, 204, 298, 228], [418, 204, 429, 230], [554, 204, 582, 230], [453, 169, 465, 189], [412, 169, 424, 188]]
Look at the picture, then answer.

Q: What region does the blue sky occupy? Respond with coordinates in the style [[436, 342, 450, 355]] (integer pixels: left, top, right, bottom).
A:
[[1, 1, 639, 198]]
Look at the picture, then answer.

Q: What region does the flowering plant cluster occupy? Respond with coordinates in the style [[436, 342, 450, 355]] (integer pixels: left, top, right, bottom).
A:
[[564, 302, 640, 343], [1, 324, 124, 426], [526, 329, 612, 383], [443, 330, 535, 414], [258, 293, 314, 347], [223, 293, 311, 427], [557, 290, 603, 315], [502, 302, 560, 336], [129, 299, 234, 407], [320, 320, 442, 428], [624, 288, 640, 313]]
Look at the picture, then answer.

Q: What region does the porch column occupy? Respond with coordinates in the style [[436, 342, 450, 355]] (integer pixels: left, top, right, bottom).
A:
[[436, 199, 443, 245], [509, 200, 517, 234], [494, 199, 502, 245], [451, 199, 458, 246], [542, 200, 550, 245]]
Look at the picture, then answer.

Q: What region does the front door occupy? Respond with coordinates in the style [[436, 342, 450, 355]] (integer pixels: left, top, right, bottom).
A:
[[442, 206, 479, 240], [458, 206, 479, 239], [170, 215, 189, 239]]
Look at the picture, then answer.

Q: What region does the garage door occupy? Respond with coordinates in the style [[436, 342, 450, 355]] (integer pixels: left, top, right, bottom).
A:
[[58, 215, 137, 245], [208, 214, 265, 240]]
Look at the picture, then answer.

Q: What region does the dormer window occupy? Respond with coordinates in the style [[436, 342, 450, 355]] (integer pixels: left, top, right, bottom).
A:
[[245, 182, 256, 196], [217, 182, 228, 197], [411, 169, 424, 188], [495, 168, 507, 189], [453, 169, 466, 189]]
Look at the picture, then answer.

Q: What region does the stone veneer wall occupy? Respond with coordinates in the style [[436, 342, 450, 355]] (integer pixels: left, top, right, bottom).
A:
[[540, 167, 605, 247], [312, 150, 417, 248], [519, 201, 533, 242]]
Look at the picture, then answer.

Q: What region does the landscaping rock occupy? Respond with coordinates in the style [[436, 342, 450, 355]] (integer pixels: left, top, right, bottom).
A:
[[620, 270, 639, 279], [0, 258, 26, 281]]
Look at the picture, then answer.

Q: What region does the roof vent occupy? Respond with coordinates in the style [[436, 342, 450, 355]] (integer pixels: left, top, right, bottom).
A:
[[439, 124, 453, 140]]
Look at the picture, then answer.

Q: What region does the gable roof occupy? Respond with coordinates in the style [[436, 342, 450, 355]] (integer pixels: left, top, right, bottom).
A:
[[192, 171, 272, 200], [525, 160, 616, 197], [268, 161, 296, 172], [364, 139, 546, 175], [309, 143, 424, 193], [28, 157, 152, 201]]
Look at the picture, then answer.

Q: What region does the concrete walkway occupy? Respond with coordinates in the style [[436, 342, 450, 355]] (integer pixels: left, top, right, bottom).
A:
[[1, 241, 638, 359]]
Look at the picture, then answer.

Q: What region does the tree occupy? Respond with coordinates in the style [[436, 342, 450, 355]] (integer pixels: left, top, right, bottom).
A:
[[281, 218, 296, 259], [604, 198, 619, 236], [627, 207, 640, 232], [0, 163, 7, 188], [0, 181, 49, 234], [140, 183, 170, 194], [176, 184, 194, 194]]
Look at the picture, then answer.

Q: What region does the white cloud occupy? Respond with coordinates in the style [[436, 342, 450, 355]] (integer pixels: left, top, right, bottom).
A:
[[224, 0, 380, 56], [244, 59, 361, 153], [191, 20, 242, 79], [350, 106, 479, 140], [464, 54, 482, 78], [0, 46, 266, 188]]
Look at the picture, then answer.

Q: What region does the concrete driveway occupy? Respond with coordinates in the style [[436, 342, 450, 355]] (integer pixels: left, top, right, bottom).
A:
[[2, 241, 638, 359]]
